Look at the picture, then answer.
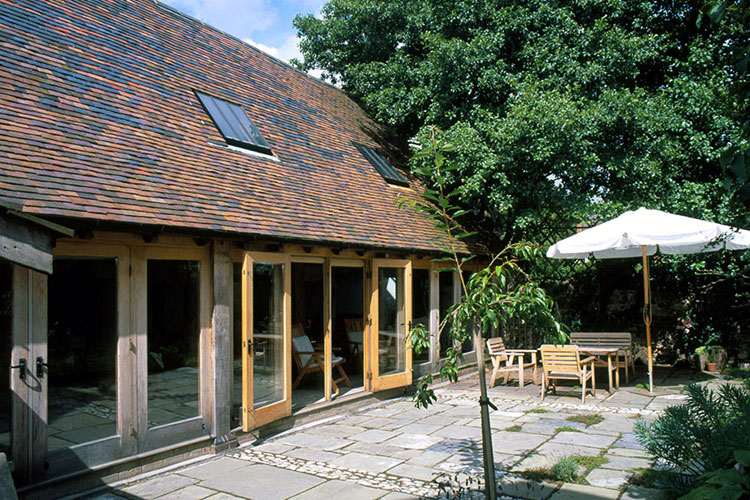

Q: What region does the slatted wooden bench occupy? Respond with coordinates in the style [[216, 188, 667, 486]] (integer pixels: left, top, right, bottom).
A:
[[570, 332, 635, 382]]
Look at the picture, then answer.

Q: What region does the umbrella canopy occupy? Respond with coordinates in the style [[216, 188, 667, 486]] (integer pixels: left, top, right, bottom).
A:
[[547, 207, 750, 393], [547, 208, 750, 259]]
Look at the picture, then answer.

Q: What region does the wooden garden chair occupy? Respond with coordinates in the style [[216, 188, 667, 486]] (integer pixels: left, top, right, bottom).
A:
[[486, 337, 539, 387], [292, 334, 351, 394], [539, 344, 597, 404], [344, 318, 364, 357]]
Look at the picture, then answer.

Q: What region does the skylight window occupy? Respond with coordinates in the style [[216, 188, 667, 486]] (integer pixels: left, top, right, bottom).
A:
[[354, 143, 409, 186], [196, 91, 272, 155]]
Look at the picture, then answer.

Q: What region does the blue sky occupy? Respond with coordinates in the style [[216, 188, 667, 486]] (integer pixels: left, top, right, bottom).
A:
[[161, 0, 325, 64]]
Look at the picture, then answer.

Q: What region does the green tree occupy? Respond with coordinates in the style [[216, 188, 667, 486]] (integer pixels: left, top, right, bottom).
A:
[[294, 0, 744, 247], [699, 1, 750, 223], [295, 0, 750, 363]]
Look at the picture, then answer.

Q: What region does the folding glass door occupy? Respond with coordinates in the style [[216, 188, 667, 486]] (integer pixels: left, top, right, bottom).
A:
[[368, 259, 412, 391], [241, 252, 291, 431]]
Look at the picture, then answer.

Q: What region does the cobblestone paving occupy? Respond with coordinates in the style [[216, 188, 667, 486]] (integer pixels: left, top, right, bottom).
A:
[[80, 369, 715, 499]]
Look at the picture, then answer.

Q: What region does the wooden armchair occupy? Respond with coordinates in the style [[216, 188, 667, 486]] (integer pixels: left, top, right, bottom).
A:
[[486, 337, 538, 387], [292, 334, 351, 394], [539, 344, 596, 404], [344, 318, 364, 357]]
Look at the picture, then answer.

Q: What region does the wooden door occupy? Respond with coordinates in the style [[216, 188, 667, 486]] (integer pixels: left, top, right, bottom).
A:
[[368, 259, 412, 392], [241, 253, 291, 431]]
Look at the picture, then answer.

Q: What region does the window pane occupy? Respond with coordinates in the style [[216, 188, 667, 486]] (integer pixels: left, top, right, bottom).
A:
[[253, 262, 284, 409], [439, 271, 454, 357], [378, 267, 405, 375], [147, 260, 200, 427], [412, 268, 430, 362], [48, 258, 118, 450], [0, 261, 11, 456]]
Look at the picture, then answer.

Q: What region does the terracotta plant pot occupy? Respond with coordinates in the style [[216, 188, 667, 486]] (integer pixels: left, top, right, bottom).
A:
[[706, 362, 718, 372]]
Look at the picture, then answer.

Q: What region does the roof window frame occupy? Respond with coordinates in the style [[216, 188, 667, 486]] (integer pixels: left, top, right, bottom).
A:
[[354, 143, 409, 187], [195, 91, 272, 156]]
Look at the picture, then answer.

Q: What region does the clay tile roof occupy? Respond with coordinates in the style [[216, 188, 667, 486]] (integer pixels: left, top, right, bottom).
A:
[[0, 0, 466, 253]]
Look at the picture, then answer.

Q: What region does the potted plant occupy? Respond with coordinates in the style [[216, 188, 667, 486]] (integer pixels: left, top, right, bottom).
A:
[[706, 346, 723, 372]]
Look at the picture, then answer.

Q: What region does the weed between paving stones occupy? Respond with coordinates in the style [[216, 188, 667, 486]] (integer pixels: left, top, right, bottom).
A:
[[565, 413, 604, 426], [519, 454, 609, 485]]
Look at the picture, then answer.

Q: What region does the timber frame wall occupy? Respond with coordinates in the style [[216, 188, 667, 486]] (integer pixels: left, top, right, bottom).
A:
[[9, 229, 478, 489]]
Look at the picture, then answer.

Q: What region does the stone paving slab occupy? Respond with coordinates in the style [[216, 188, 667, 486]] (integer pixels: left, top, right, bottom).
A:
[[199, 464, 325, 500], [288, 479, 385, 499], [306, 424, 366, 438], [600, 454, 652, 471], [387, 463, 439, 481], [155, 484, 217, 500], [495, 475, 558, 499], [492, 431, 548, 455], [404, 450, 452, 467], [285, 447, 343, 463], [121, 474, 199, 499], [532, 442, 601, 459], [379, 492, 420, 499], [254, 442, 297, 454], [344, 441, 415, 458], [397, 422, 444, 435], [613, 433, 645, 450], [429, 424, 482, 440], [276, 433, 352, 451], [328, 452, 403, 473], [383, 433, 443, 450], [585, 467, 631, 489], [178, 457, 250, 481], [608, 447, 650, 458], [548, 431, 618, 449], [620, 485, 667, 499], [350, 429, 402, 443], [548, 482, 620, 499]]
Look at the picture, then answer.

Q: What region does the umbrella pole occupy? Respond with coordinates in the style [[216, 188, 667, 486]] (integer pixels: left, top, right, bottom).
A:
[[642, 246, 654, 393]]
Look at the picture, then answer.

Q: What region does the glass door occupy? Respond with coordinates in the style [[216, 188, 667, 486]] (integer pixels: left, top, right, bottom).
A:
[[241, 253, 291, 431], [368, 259, 412, 392]]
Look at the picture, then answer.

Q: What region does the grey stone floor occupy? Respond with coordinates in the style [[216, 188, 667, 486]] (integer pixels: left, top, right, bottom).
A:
[[77, 367, 720, 500]]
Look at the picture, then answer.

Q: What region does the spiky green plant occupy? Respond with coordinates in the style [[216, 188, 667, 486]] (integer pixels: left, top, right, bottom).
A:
[[634, 380, 750, 494]]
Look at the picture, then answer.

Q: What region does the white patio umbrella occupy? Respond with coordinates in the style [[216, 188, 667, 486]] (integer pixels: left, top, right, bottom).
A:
[[547, 207, 750, 392]]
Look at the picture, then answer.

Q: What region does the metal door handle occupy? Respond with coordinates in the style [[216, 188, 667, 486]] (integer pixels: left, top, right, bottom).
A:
[[11, 358, 26, 380], [36, 356, 48, 378]]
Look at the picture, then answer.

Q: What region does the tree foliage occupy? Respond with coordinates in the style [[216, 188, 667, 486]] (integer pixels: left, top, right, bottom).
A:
[[295, 0, 750, 360], [295, 0, 745, 247]]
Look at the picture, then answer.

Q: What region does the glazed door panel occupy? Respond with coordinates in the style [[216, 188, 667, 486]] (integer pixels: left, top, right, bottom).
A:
[[241, 253, 291, 431], [368, 260, 412, 392]]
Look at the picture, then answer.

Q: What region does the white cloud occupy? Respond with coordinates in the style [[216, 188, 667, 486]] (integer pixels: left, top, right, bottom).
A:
[[246, 35, 324, 79], [164, 0, 277, 39]]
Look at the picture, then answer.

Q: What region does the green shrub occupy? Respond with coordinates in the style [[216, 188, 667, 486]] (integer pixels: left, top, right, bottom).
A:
[[550, 456, 580, 482], [634, 381, 750, 495]]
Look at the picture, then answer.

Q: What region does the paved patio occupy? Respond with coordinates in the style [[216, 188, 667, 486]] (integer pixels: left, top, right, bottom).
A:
[[75, 367, 719, 500]]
